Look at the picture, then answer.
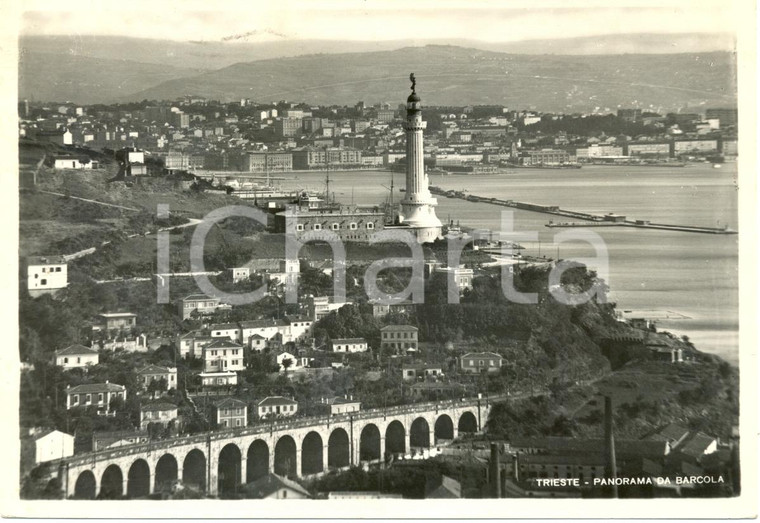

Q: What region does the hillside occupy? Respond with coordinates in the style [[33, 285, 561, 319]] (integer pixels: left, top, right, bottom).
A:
[[18, 51, 203, 104], [125, 46, 736, 112]]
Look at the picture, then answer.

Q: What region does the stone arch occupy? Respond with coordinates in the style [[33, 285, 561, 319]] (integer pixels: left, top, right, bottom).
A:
[[385, 420, 406, 456], [274, 435, 297, 478], [154, 453, 179, 493], [246, 439, 269, 483], [73, 470, 96, 499], [127, 459, 151, 498], [301, 431, 324, 476], [359, 423, 381, 462], [99, 464, 123, 499], [458, 411, 478, 433], [182, 449, 206, 493], [434, 414, 454, 442], [410, 417, 431, 448], [217, 443, 242, 497], [327, 428, 350, 469]]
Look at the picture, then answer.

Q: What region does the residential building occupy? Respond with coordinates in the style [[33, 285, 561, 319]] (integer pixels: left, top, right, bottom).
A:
[[65, 382, 126, 415], [242, 473, 312, 499], [199, 371, 238, 387], [229, 267, 250, 283], [92, 430, 149, 451], [246, 152, 293, 172], [705, 108, 738, 127], [99, 334, 148, 352], [673, 139, 719, 155], [53, 156, 93, 170], [27, 255, 68, 297], [139, 402, 178, 430], [401, 363, 444, 381], [209, 323, 241, 342], [177, 331, 214, 358], [329, 338, 368, 353], [433, 266, 474, 293], [460, 352, 503, 374], [213, 397, 248, 429], [178, 294, 226, 320], [325, 396, 361, 416], [256, 396, 298, 418], [93, 312, 137, 332], [305, 295, 350, 321], [53, 344, 99, 369], [136, 364, 178, 390], [266, 259, 300, 287], [239, 317, 313, 347], [24, 429, 74, 465], [370, 299, 416, 318], [202, 339, 245, 373], [625, 142, 671, 158], [380, 325, 419, 355]]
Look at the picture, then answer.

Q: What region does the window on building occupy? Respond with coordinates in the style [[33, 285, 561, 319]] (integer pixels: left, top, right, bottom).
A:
[[63, 357, 68, 364], [366, 222, 374, 229], [72, 394, 79, 405], [296, 224, 304, 231], [98, 393, 103, 403], [41, 279, 47, 285], [331, 223, 340, 230], [86, 394, 91, 404], [350, 222, 357, 230], [314, 223, 322, 230], [55, 267, 62, 272]]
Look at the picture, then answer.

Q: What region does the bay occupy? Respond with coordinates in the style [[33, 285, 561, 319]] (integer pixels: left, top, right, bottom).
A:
[[278, 163, 740, 365]]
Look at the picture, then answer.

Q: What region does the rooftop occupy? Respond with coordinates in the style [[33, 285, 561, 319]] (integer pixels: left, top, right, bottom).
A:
[[136, 364, 175, 375], [205, 339, 243, 349], [258, 396, 298, 407], [55, 344, 98, 356], [68, 382, 126, 394], [214, 397, 247, 409], [242, 473, 311, 499], [98, 312, 137, 319], [28, 255, 67, 266], [381, 325, 419, 332], [141, 402, 177, 412]]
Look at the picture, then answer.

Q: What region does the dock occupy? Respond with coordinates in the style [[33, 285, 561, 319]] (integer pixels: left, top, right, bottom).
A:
[[430, 186, 737, 235]]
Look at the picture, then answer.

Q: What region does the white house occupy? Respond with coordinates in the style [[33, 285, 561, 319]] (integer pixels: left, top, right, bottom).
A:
[[329, 338, 368, 353], [256, 396, 298, 418], [202, 339, 245, 373], [209, 323, 241, 342], [139, 402, 178, 430], [66, 382, 126, 415], [325, 396, 361, 416], [53, 344, 99, 369], [53, 156, 93, 170], [27, 256, 68, 297], [199, 371, 238, 387], [136, 364, 178, 390], [433, 266, 474, 293], [28, 429, 74, 464], [276, 351, 299, 372], [177, 331, 214, 358]]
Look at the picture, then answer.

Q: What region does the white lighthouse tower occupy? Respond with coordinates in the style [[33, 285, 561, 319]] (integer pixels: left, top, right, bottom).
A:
[[398, 73, 443, 244]]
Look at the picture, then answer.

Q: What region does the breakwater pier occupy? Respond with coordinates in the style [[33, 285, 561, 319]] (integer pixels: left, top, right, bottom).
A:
[[430, 186, 737, 235]]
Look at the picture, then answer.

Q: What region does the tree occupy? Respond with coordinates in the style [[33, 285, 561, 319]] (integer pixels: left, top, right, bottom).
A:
[[281, 357, 293, 374]]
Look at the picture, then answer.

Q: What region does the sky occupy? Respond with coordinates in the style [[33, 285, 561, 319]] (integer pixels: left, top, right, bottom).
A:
[[18, 0, 742, 43]]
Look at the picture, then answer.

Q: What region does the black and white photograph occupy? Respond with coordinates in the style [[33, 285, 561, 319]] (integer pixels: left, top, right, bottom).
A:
[[4, 0, 756, 518]]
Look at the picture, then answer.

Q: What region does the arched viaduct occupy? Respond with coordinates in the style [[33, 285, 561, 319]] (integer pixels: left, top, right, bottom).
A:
[[59, 397, 493, 499]]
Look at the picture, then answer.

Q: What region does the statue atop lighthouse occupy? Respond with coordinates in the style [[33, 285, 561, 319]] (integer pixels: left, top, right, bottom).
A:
[[398, 73, 443, 244]]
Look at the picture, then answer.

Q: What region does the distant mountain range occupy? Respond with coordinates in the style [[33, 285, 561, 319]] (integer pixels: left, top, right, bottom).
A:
[[18, 35, 737, 112]]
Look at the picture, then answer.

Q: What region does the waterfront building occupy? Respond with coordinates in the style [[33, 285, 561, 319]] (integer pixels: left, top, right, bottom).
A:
[[396, 74, 443, 244], [273, 205, 386, 242]]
